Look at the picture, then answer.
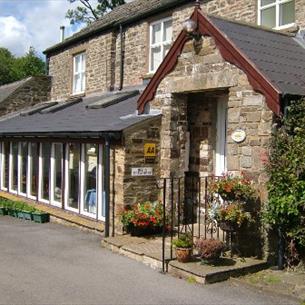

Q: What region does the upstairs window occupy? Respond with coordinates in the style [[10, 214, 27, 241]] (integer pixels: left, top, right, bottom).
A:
[[73, 52, 86, 94], [258, 0, 295, 29], [149, 17, 172, 73]]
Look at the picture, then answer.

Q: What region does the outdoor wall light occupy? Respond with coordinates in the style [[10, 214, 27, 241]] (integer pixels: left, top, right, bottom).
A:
[[183, 19, 201, 42]]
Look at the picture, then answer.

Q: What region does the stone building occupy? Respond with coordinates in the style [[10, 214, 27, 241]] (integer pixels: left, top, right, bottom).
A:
[[0, 0, 304, 242]]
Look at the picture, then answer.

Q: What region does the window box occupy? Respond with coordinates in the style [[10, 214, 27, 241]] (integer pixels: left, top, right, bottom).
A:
[[32, 212, 50, 223]]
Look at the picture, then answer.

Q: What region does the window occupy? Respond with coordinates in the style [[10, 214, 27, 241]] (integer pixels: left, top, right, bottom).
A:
[[1, 142, 10, 190], [73, 53, 86, 94], [10, 142, 18, 193], [82, 143, 98, 216], [19, 142, 28, 195], [51, 143, 63, 206], [39, 143, 51, 202], [66, 143, 81, 212], [28, 142, 38, 199], [258, 0, 295, 29], [149, 18, 172, 73]]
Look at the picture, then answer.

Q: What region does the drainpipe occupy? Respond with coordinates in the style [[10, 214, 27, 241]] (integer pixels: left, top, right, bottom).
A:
[[119, 24, 124, 91], [104, 137, 111, 237]]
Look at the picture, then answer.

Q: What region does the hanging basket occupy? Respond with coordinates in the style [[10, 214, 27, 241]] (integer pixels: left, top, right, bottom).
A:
[[219, 221, 238, 232]]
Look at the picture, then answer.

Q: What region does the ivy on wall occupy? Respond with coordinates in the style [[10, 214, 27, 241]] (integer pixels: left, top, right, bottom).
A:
[[265, 98, 305, 265]]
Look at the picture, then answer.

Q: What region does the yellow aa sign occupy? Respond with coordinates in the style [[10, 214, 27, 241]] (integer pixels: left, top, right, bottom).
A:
[[144, 143, 156, 157]]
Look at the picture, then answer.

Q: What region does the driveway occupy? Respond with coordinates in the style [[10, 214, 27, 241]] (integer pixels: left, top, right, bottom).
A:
[[0, 216, 297, 305]]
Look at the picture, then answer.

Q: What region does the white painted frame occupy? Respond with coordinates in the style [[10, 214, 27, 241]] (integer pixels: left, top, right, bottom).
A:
[[72, 52, 86, 95], [27, 142, 38, 200], [0, 142, 8, 191], [257, 0, 295, 29], [80, 143, 98, 219], [215, 97, 228, 176], [38, 143, 50, 204], [64, 143, 80, 213], [9, 142, 18, 194], [149, 17, 172, 73], [98, 144, 105, 221], [18, 142, 27, 197], [50, 143, 63, 208]]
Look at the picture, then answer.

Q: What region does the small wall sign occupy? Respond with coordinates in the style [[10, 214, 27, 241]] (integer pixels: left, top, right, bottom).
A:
[[144, 143, 156, 157], [131, 167, 153, 176], [231, 129, 246, 143]]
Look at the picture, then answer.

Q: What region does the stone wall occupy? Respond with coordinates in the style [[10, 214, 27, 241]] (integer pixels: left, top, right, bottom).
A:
[[0, 76, 51, 116], [47, 0, 269, 101], [151, 36, 273, 202], [110, 117, 161, 234]]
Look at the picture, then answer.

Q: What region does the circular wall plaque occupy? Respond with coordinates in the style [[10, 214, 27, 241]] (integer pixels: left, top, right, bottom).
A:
[[231, 129, 246, 143]]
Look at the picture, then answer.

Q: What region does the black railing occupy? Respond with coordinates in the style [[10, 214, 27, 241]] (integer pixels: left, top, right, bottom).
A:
[[161, 173, 227, 272]]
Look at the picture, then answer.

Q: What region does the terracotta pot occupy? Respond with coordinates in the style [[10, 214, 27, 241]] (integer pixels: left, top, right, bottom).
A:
[[176, 247, 192, 263]]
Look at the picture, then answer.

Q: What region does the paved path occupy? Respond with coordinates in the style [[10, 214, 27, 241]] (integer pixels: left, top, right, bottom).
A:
[[0, 216, 298, 305]]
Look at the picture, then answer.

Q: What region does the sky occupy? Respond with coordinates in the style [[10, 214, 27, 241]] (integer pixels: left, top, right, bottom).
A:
[[0, 0, 131, 58]]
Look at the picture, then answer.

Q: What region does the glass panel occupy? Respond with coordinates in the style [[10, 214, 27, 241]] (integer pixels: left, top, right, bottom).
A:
[[261, 6, 276, 28], [41, 143, 51, 201], [29, 143, 38, 197], [19, 142, 27, 194], [152, 23, 162, 44], [163, 20, 172, 42], [81, 72, 86, 93], [261, 0, 275, 6], [83, 143, 97, 215], [74, 74, 81, 93], [81, 54, 86, 72], [67, 143, 80, 210], [163, 44, 171, 58], [11, 142, 18, 191], [151, 46, 162, 72], [53, 143, 63, 203], [75, 55, 80, 73], [2, 142, 10, 189], [280, 1, 295, 26]]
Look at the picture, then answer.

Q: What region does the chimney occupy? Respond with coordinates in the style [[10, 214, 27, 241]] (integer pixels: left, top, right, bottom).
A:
[[60, 26, 65, 42]]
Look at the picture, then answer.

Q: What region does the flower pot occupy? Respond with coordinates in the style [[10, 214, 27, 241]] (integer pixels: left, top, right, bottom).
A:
[[0, 207, 7, 215], [22, 211, 33, 221], [219, 221, 238, 232], [32, 212, 50, 223], [175, 247, 192, 263]]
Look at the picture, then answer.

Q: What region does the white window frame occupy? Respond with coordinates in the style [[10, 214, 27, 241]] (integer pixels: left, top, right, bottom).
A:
[[27, 142, 38, 200], [149, 17, 172, 73], [0, 142, 8, 191], [98, 144, 105, 221], [50, 143, 63, 208], [18, 142, 27, 197], [258, 0, 295, 30], [72, 52, 86, 95], [9, 142, 18, 194], [64, 143, 80, 213], [215, 97, 228, 177], [38, 143, 50, 204]]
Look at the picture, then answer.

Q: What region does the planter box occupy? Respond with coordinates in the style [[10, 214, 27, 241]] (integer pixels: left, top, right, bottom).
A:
[[22, 211, 33, 221], [0, 207, 7, 215], [7, 208, 16, 217], [129, 225, 163, 236], [32, 213, 50, 223], [17, 211, 24, 219]]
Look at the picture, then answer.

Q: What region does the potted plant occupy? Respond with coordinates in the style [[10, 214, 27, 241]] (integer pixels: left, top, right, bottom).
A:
[[209, 174, 256, 202], [215, 203, 252, 231], [172, 233, 193, 263], [32, 211, 50, 223], [120, 201, 164, 236], [196, 238, 224, 264]]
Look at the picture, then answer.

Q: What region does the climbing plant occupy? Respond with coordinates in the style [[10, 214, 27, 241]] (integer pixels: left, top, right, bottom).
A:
[[265, 98, 305, 266]]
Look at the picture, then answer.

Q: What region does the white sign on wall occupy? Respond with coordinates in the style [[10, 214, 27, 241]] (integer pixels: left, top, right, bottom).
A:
[[231, 129, 246, 143], [131, 167, 153, 176]]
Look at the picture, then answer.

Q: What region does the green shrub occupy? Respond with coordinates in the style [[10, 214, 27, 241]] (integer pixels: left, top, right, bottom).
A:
[[172, 233, 193, 248]]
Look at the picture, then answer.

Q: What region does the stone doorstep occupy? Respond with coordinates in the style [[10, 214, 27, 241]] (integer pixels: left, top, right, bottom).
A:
[[102, 236, 269, 284], [0, 191, 104, 234]]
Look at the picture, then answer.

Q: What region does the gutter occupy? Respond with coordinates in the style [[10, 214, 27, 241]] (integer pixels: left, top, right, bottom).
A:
[[43, 0, 192, 55]]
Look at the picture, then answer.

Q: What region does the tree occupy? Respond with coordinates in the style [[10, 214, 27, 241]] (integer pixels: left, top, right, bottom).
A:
[[0, 47, 45, 86], [66, 0, 125, 25], [0, 48, 15, 86]]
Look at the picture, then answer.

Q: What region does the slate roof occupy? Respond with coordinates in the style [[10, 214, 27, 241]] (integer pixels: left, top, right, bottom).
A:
[[0, 78, 31, 104], [44, 0, 190, 54], [209, 15, 305, 97], [0, 87, 160, 137]]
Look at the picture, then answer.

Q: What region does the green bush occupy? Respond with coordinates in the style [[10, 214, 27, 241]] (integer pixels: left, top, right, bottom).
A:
[[172, 233, 193, 248], [264, 98, 305, 264]]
